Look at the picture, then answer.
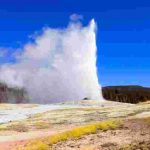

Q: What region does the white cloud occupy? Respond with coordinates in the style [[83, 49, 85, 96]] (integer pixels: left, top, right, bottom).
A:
[[0, 16, 103, 103], [70, 14, 83, 21], [0, 48, 7, 57]]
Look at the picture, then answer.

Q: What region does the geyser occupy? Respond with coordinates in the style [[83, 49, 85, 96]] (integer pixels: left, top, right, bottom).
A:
[[0, 17, 103, 103]]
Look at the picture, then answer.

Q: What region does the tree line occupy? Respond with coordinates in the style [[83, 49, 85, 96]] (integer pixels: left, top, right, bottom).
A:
[[102, 85, 150, 104]]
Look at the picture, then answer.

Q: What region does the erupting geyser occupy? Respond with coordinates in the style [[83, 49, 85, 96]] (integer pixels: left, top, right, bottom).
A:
[[0, 16, 103, 103]]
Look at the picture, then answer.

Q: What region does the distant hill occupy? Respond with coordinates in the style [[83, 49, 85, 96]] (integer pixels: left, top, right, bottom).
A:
[[102, 85, 150, 104], [1, 82, 150, 104], [0, 82, 28, 103]]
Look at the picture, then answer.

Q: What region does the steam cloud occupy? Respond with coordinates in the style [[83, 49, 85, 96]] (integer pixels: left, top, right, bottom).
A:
[[0, 17, 103, 103]]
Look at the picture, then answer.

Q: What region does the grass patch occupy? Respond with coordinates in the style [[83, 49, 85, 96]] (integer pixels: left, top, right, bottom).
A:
[[29, 113, 44, 119], [22, 119, 122, 150], [119, 141, 150, 150], [34, 121, 51, 129], [25, 141, 49, 150], [0, 124, 7, 131], [7, 123, 29, 132], [138, 101, 150, 105], [143, 117, 150, 125]]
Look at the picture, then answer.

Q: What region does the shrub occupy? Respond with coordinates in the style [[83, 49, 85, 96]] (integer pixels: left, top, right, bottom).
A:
[[34, 121, 50, 129], [22, 119, 122, 150], [0, 124, 7, 131], [143, 117, 150, 125], [7, 123, 28, 132], [25, 141, 49, 150]]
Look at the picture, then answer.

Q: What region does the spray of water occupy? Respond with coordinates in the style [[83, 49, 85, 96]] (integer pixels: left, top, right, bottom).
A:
[[0, 16, 103, 103]]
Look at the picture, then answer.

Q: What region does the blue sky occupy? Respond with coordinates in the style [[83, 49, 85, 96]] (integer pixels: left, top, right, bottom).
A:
[[0, 0, 150, 87]]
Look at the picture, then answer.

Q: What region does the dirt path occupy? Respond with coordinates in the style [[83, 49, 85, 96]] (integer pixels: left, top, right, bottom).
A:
[[0, 125, 76, 150], [0, 140, 28, 150], [0, 128, 61, 150], [0, 129, 58, 142]]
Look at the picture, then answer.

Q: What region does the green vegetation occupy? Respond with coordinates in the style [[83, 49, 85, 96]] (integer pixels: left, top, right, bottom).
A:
[[0, 124, 7, 131], [34, 121, 51, 129], [143, 117, 150, 125], [25, 141, 49, 150], [22, 119, 122, 150], [7, 123, 29, 132], [102, 85, 150, 104], [119, 141, 150, 150]]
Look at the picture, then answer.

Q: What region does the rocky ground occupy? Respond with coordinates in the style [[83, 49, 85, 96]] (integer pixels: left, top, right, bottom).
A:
[[0, 100, 150, 150], [52, 118, 150, 150]]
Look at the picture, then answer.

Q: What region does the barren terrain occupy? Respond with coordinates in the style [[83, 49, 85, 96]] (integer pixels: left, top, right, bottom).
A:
[[0, 100, 150, 150]]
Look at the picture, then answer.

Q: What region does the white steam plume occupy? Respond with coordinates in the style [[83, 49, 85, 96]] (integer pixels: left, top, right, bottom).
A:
[[0, 17, 103, 103]]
